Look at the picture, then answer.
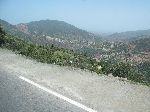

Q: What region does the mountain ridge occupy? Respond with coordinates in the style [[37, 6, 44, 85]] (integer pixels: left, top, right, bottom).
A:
[[103, 29, 150, 42], [0, 19, 99, 49]]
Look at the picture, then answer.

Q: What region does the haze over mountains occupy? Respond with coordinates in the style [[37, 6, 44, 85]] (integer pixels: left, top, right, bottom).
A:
[[104, 29, 150, 42], [0, 19, 150, 54], [1, 19, 150, 42]]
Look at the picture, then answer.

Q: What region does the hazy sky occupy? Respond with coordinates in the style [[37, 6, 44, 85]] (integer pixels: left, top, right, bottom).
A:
[[0, 0, 150, 33]]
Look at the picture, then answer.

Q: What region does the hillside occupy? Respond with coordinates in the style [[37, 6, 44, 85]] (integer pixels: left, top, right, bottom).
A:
[[0, 19, 38, 42], [1, 25, 150, 85], [25, 20, 95, 40], [131, 37, 150, 52], [0, 19, 99, 49]]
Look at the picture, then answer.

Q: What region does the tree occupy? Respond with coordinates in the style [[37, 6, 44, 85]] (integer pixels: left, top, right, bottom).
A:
[[0, 26, 6, 46]]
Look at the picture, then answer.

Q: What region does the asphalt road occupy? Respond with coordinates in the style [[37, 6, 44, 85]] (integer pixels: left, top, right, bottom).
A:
[[0, 68, 87, 112]]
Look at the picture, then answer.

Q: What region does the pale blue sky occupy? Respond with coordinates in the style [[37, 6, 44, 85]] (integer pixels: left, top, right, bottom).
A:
[[0, 0, 150, 33]]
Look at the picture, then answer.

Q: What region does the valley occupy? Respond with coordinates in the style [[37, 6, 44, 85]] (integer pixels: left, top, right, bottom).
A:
[[1, 1, 150, 112]]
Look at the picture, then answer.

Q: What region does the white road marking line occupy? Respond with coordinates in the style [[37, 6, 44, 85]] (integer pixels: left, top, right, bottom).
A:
[[19, 76, 97, 112]]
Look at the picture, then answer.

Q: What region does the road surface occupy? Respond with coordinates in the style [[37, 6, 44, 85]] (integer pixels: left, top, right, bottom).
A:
[[0, 68, 91, 112]]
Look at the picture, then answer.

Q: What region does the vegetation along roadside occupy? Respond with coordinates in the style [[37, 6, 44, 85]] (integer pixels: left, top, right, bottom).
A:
[[0, 26, 149, 85]]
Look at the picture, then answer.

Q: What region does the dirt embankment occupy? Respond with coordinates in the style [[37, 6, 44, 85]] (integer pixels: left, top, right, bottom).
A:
[[0, 48, 150, 112]]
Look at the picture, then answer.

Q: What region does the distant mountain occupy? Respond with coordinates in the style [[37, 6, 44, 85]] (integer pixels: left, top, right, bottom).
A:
[[104, 29, 150, 42], [0, 19, 99, 49]]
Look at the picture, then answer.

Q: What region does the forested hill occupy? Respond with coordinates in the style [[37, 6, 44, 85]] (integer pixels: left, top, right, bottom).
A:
[[0, 19, 99, 49], [25, 20, 96, 40], [131, 37, 150, 52]]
